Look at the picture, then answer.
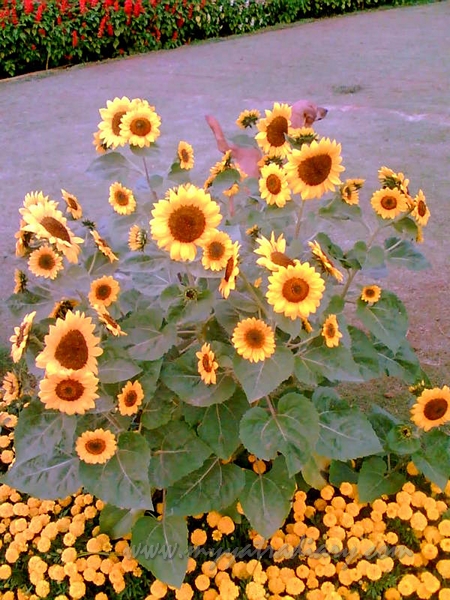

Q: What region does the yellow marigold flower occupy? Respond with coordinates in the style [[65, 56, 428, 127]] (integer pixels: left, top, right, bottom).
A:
[[206, 511, 222, 528], [95, 594, 109, 600], [203, 591, 219, 600], [245, 581, 266, 600], [232, 317, 275, 363], [411, 386, 450, 431], [69, 581, 86, 599], [286, 577, 305, 595], [0, 449, 14, 464], [190, 528, 207, 546], [36, 537, 51, 552], [360, 284, 381, 304], [150, 580, 168, 598], [48, 564, 65, 581], [177, 141, 195, 170], [88, 275, 120, 308], [76, 429, 117, 465], [340, 482, 355, 497], [252, 459, 266, 474], [439, 590, 450, 600], [420, 571, 441, 593], [196, 343, 219, 386], [108, 182, 136, 215], [202, 561, 218, 578], [322, 314, 343, 348], [194, 574, 210, 591], [439, 520, 450, 536], [217, 516, 235, 535], [174, 582, 194, 600], [35, 580, 51, 598], [216, 552, 235, 571], [410, 511, 428, 530], [437, 560, 450, 578], [117, 380, 144, 416], [0, 564, 12, 579]]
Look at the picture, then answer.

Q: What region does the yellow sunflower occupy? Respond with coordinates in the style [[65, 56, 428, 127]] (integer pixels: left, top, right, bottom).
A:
[[259, 163, 292, 208], [322, 314, 343, 348], [410, 386, 450, 432], [92, 130, 108, 154], [76, 429, 117, 465], [98, 96, 133, 149], [236, 109, 260, 129], [410, 190, 430, 226], [120, 105, 161, 148], [128, 225, 148, 251], [339, 178, 365, 205], [1, 372, 21, 404], [90, 229, 119, 262], [378, 166, 410, 194], [28, 245, 64, 280], [288, 127, 318, 146], [266, 263, 325, 320], [88, 276, 120, 309], [36, 310, 103, 374], [370, 188, 409, 219], [232, 318, 276, 363], [15, 221, 33, 257], [108, 182, 136, 215], [10, 311, 36, 363], [49, 299, 80, 320], [308, 240, 344, 283], [360, 285, 382, 304], [23, 190, 52, 208], [39, 369, 99, 415], [196, 343, 219, 385], [219, 241, 240, 299], [177, 141, 195, 170], [61, 189, 83, 219], [13, 269, 27, 294], [254, 232, 296, 272], [285, 138, 345, 200], [200, 230, 233, 271], [150, 183, 222, 262], [94, 305, 127, 337], [255, 102, 292, 158], [117, 380, 144, 416]]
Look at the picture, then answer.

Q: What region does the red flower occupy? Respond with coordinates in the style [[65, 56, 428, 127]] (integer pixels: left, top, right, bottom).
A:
[[72, 30, 78, 46], [98, 14, 107, 37], [35, 2, 45, 22], [133, 0, 142, 17], [188, 4, 193, 18], [177, 17, 184, 27], [124, 0, 132, 14], [79, 0, 87, 13], [31, 43, 36, 50], [172, 30, 178, 40], [38, 27, 46, 35], [56, 15, 62, 23], [24, 0, 34, 14], [107, 22, 113, 35]]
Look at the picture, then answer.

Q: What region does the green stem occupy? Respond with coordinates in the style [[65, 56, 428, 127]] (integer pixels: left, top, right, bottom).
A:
[[266, 396, 277, 419], [294, 199, 305, 238], [340, 268, 358, 299], [143, 157, 158, 202]]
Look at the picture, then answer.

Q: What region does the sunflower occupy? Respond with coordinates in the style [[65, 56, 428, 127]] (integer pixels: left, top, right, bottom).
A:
[[36, 310, 103, 374], [150, 183, 222, 262], [266, 263, 325, 320], [378, 166, 410, 194], [236, 109, 260, 129], [88, 276, 120, 309], [255, 102, 292, 158], [410, 386, 450, 432], [370, 188, 409, 219], [14, 269, 27, 294], [285, 138, 345, 200], [308, 240, 344, 282], [94, 305, 127, 337], [259, 163, 292, 208], [1, 372, 21, 404], [128, 225, 148, 251], [76, 429, 117, 464], [92, 130, 108, 154], [49, 299, 80, 320], [177, 141, 195, 170], [61, 189, 83, 219], [15, 221, 33, 257], [120, 105, 161, 148], [90, 229, 119, 262], [254, 232, 296, 272], [232, 318, 275, 363], [339, 178, 365, 205], [117, 380, 144, 416], [23, 190, 52, 208], [196, 343, 219, 385], [28, 245, 64, 280], [410, 190, 430, 226], [322, 314, 343, 348], [200, 230, 233, 271], [219, 241, 240, 299], [98, 96, 133, 149], [360, 285, 382, 304], [10, 311, 36, 363], [39, 369, 99, 415], [223, 183, 240, 198], [108, 182, 136, 216], [287, 127, 318, 146]]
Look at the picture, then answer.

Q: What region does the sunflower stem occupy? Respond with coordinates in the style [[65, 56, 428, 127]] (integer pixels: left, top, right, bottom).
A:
[[340, 269, 357, 299], [143, 157, 158, 202], [239, 271, 267, 318], [87, 252, 97, 276], [266, 396, 277, 419], [294, 199, 305, 238]]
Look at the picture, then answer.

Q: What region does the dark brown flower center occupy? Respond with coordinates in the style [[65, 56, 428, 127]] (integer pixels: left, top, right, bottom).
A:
[[66, 196, 79, 210], [41, 217, 71, 243], [380, 195, 397, 210], [180, 149, 190, 163], [112, 111, 127, 136], [130, 117, 152, 137], [224, 257, 235, 282], [266, 116, 288, 147], [297, 154, 332, 186], [417, 200, 427, 217], [325, 323, 336, 338], [54, 330, 89, 370], [282, 277, 310, 302], [364, 288, 376, 298], [114, 190, 130, 206], [202, 355, 213, 372], [38, 251, 56, 270], [168, 206, 206, 243], [208, 241, 226, 260], [244, 328, 265, 348], [424, 398, 448, 421], [271, 251, 296, 268], [55, 378, 85, 402], [96, 284, 112, 300], [124, 390, 137, 407], [86, 439, 106, 455], [266, 174, 282, 195], [101, 313, 118, 328], [15, 323, 29, 348]]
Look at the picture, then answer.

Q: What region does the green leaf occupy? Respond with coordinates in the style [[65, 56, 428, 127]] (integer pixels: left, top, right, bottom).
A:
[[166, 459, 245, 516], [233, 347, 294, 403], [99, 504, 145, 540], [141, 385, 179, 430], [357, 457, 406, 502], [124, 309, 178, 362], [374, 339, 424, 383], [356, 291, 408, 354], [239, 393, 320, 476], [348, 326, 380, 380], [367, 405, 400, 451], [86, 152, 142, 182], [412, 430, 450, 490], [386, 426, 421, 455], [318, 195, 362, 222], [239, 456, 296, 538], [301, 454, 329, 489], [98, 357, 142, 384], [132, 515, 188, 588], [295, 343, 363, 386], [384, 237, 431, 271], [329, 460, 358, 486], [79, 433, 152, 510]]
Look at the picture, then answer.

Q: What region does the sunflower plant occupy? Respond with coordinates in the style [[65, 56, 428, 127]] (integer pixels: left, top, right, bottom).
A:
[[3, 96, 449, 587]]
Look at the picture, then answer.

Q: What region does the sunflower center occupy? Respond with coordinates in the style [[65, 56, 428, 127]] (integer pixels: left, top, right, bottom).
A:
[[208, 241, 226, 260], [112, 111, 127, 136], [101, 313, 118, 328], [38, 252, 56, 270], [41, 217, 71, 243], [364, 288, 376, 298], [115, 191, 129, 206], [168, 206, 206, 243], [124, 391, 137, 407], [224, 257, 235, 282], [417, 200, 427, 217], [423, 398, 448, 421], [96, 284, 112, 300], [266, 174, 282, 195], [55, 378, 85, 402], [86, 439, 107, 455], [271, 251, 296, 268], [244, 328, 265, 349], [180, 149, 190, 163], [54, 330, 89, 370], [297, 154, 332, 186], [380, 195, 398, 210], [15, 324, 27, 347], [202, 355, 213, 372], [66, 196, 78, 210], [266, 116, 288, 147], [130, 117, 152, 137], [325, 323, 336, 337], [282, 277, 310, 302]]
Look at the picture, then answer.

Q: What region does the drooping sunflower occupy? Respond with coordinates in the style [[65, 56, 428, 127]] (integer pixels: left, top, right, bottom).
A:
[[49, 298, 80, 320], [36, 310, 103, 374], [378, 166, 410, 195], [200, 230, 233, 271], [322, 314, 343, 348], [120, 105, 161, 148], [410, 189, 430, 226], [360, 285, 382, 304], [370, 188, 409, 219], [75, 429, 117, 464], [308, 240, 344, 283], [92, 130, 108, 154], [236, 109, 261, 129], [28, 245, 64, 280], [128, 224, 148, 251], [177, 141, 195, 170], [1, 372, 21, 404], [288, 127, 318, 146], [13, 269, 27, 294], [15, 220, 33, 257], [266, 263, 325, 320], [285, 138, 345, 200], [117, 380, 144, 416], [219, 241, 240, 299], [88, 276, 120, 309], [339, 178, 365, 205], [10, 311, 36, 363], [196, 343, 219, 385], [94, 305, 127, 337], [259, 163, 292, 208], [254, 232, 296, 272], [98, 96, 133, 149], [150, 183, 222, 262], [90, 229, 119, 262], [410, 386, 450, 432], [255, 102, 292, 158], [232, 318, 276, 363], [108, 182, 136, 215], [61, 189, 83, 220], [39, 369, 99, 415]]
